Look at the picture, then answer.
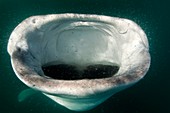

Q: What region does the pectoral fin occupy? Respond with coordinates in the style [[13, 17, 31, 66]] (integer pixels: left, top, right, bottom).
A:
[[18, 88, 38, 102]]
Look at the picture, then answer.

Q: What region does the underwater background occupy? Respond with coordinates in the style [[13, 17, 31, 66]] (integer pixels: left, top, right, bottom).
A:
[[0, 0, 169, 113]]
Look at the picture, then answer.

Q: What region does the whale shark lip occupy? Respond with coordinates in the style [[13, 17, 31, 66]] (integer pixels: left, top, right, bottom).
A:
[[8, 14, 150, 111]]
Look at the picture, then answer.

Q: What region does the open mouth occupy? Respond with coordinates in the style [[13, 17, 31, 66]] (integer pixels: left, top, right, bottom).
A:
[[42, 64, 119, 80], [37, 18, 121, 80], [8, 14, 150, 111]]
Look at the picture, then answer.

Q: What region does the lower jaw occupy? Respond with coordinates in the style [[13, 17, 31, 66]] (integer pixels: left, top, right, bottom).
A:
[[43, 93, 107, 111], [43, 80, 133, 112]]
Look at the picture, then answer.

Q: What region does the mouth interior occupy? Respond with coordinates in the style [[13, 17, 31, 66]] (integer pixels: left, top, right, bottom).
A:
[[42, 64, 119, 80], [39, 21, 121, 80]]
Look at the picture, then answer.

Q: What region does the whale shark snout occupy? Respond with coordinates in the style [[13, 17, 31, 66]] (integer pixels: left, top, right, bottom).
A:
[[8, 14, 150, 111]]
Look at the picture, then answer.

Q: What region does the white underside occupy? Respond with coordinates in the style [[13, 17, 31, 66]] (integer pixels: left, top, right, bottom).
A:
[[43, 83, 133, 111]]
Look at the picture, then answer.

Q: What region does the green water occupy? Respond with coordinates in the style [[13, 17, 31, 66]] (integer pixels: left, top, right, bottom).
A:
[[0, 0, 169, 113]]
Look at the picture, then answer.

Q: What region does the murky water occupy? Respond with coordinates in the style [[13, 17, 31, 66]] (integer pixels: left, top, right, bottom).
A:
[[0, 0, 169, 113]]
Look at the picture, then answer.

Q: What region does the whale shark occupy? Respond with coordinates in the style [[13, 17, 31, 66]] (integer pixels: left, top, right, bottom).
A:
[[7, 14, 150, 111]]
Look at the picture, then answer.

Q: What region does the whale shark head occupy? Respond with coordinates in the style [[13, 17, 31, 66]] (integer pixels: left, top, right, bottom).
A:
[[7, 14, 150, 111]]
